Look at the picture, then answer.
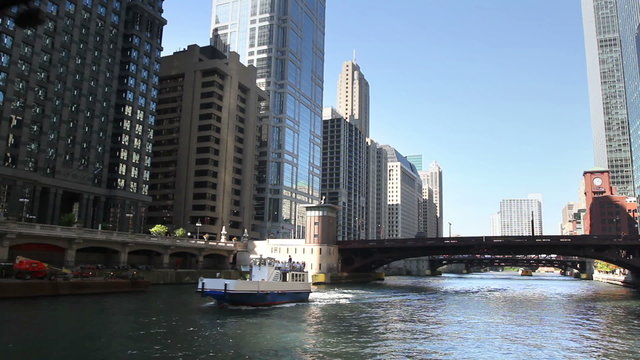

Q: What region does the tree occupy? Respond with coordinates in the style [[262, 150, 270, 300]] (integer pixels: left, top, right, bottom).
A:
[[149, 224, 168, 236], [174, 227, 187, 237], [59, 213, 77, 227]]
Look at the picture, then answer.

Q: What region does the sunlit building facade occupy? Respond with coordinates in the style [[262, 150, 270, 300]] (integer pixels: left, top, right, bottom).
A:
[[210, 0, 326, 238]]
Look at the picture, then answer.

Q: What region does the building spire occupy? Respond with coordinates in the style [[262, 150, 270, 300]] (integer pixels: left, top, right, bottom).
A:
[[352, 49, 356, 64]]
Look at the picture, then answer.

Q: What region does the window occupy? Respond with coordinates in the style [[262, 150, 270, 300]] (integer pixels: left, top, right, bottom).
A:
[[47, 1, 59, 15], [1, 33, 13, 49], [0, 52, 8, 66]]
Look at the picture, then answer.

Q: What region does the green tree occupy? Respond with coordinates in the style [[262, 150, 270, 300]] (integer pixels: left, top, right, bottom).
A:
[[594, 260, 619, 273], [59, 213, 77, 227], [149, 224, 169, 236], [174, 227, 187, 237]]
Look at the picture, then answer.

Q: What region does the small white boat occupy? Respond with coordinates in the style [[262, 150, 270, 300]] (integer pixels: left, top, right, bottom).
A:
[[197, 257, 311, 307]]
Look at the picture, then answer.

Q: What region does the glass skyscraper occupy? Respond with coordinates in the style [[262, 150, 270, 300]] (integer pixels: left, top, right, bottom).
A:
[[582, 0, 635, 197], [210, 0, 325, 238], [616, 0, 640, 196]]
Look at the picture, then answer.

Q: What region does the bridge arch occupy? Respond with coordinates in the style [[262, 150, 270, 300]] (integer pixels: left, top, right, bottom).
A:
[[203, 253, 230, 269], [75, 246, 120, 268], [128, 249, 163, 268]]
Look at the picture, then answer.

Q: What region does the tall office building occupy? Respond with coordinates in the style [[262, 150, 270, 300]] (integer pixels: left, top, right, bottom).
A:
[[149, 45, 267, 240], [366, 138, 388, 239], [419, 171, 438, 237], [499, 194, 543, 236], [490, 212, 501, 236], [0, 0, 165, 231], [380, 145, 422, 238], [321, 108, 367, 241], [616, 1, 640, 196], [210, 0, 326, 238], [406, 155, 423, 171], [425, 161, 443, 236], [582, 0, 635, 196], [336, 60, 370, 137]]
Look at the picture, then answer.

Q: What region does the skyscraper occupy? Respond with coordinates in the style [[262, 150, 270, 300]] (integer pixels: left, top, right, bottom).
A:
[[210, 0, 326, 238], [582, 0, 635, 196], [615, 0, 640, 196], [406, 155, 423, 171], [499, 194, 543, 236], [336, 59, 370, 137], [149, 45, 267, 240], [380, 145, 422, 238], [0, 0, 165, 231], [426, 161, 443, 237]]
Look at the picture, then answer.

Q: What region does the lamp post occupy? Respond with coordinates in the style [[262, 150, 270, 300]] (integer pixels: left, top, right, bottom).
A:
[[195, 219, 202, 240], [448, 222, 452, 238], [18, 198, 29, 222]]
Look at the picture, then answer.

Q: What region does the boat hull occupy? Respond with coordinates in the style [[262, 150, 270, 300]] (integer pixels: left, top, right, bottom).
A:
[[203, 289, 310, 307]]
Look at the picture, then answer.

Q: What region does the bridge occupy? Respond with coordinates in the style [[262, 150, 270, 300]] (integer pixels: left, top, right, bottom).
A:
[[425, 255, 588, 273], [337, 235, 640, 276], [0, 220, 245, 269]]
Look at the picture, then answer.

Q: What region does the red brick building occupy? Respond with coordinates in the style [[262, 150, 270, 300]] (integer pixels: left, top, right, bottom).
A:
[[583, 169, 638, 235]]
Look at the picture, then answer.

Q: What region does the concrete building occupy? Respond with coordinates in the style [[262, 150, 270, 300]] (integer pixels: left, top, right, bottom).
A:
[[370, 140, 388, 239], [583, 168, 638, 235], [321, 109, 367, 241], [425, 161, 443, 236], [380, 145, 422, 238], [210, 0, 326, 239], [148, 45, 267, 241], [499, 194, 543, 236], [0, 0, 165, 232], [490, 212, 501, 236], [582, 0, 635, 196], [337, 60, 370, 137], [419, 171, 438, 237]]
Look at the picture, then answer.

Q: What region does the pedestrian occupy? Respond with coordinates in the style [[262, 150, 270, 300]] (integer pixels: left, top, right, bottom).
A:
[[288, 255, 292, 264]]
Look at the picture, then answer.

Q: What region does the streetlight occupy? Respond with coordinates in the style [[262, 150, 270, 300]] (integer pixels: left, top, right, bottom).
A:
[[448, 222, 452, 238], [18, 198, 29, 222], [195, 219, 202, 240]]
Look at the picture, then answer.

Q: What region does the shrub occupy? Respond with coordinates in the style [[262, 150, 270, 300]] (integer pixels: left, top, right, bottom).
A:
[[149, 224, 169, 236]]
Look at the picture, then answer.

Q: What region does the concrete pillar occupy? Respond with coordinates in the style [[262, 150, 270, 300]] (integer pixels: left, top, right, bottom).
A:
[[0, 239, 10, 263], [45, 188, 56, 224], [119, 246, 129, 266], [85, 195, 95, 228], [162, 252, 170, 269], [52, 190, 63, 225], [196, 253, 204, 269], [78, 194, 88, 227], [32, 185, 42, 222], [64, 247, 76, 268]]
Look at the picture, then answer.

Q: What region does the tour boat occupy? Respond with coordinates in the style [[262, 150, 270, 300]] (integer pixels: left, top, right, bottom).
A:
[[519, 268, 533, 276], [197, 257, 311, 307]]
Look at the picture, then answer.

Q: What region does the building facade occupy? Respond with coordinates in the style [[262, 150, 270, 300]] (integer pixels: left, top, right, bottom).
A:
[[583, 168, 638, 235], [616, 0, 640, 197], [425, 161, 443, 236], [149, 45, 267, 240], [336, 60, 370, 137], [0, 0, 165, 232], [380, 145, 422, 238], [210, 0, 326, 239], [582, 0, 635, 196], [321, 109, 367, 241], [499, 195, 543, 236]]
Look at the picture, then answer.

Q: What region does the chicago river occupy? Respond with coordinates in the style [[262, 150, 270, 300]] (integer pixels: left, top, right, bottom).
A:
[[2, 273, 639, 359]]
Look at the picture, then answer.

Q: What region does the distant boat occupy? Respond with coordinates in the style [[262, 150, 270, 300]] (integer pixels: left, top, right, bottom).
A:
[[197, 257, 311, 307], [519, 268, 533, 276]]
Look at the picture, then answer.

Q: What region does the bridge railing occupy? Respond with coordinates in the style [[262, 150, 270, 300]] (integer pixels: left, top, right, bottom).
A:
[[0, 220, 247, 250]]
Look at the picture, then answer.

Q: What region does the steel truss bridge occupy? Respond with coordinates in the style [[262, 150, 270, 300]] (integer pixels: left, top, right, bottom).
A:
[[426, 255, 587, 273], [338, 235, 640, 275]]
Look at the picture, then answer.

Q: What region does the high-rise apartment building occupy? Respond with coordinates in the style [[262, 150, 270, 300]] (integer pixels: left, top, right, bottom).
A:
[[336, 60, 370, 137], [321, 109, 367, 241], [210, 0, 326, 238], [419, 171, 438, 237], [582, 0, 635, 196], [380, 145, 422, 238], [149, 45, 267, 240], [0, 0, 165, 232], [499, 194, 543, 236], [425, 161, 443, 236]]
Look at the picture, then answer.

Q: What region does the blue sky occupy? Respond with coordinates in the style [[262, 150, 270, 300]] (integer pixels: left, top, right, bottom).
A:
[[161, 1, 593, 236]]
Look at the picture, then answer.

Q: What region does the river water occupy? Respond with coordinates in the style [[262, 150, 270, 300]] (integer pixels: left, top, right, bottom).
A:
[[2, 272, 640, 359]]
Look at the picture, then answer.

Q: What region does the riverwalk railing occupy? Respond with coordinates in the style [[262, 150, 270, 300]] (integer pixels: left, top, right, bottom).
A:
[[0, 220, 247, 251]]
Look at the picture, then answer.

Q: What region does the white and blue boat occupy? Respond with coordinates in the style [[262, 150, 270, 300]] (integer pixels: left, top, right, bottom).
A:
[[197, 257, 311, 307]]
